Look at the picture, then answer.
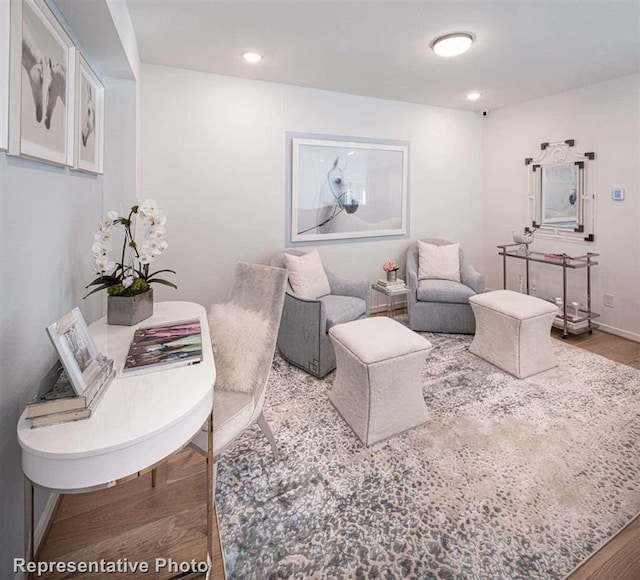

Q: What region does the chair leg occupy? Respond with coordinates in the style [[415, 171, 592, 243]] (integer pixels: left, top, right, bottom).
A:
[[257, 412, 278, 460]]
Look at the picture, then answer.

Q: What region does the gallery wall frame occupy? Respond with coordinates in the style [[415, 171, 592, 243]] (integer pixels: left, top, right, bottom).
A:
[[75, 53, 104, 174], [0, 1, 9, 151], [287, 132, 410, 246], [9, 0, 76, 167]]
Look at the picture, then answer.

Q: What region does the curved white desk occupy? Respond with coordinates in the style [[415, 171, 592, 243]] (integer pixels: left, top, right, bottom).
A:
[[17, 301, 216, 565]]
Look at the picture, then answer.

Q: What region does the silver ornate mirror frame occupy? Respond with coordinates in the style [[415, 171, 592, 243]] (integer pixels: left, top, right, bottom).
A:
[[525, 140, 596, 242]]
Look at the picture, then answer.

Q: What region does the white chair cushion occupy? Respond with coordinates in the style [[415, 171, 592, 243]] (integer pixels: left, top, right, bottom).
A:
[[192, 390, 255, 454], [284, 250, 331, 300], [418, 240, 460, 282], [212, 390, 255, 453], [318, 294, 367, 331], [208, 302, 270, 393]]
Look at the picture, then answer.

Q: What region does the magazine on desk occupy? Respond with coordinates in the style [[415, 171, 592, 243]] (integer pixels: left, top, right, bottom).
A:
[[122, 318, 203, 377]]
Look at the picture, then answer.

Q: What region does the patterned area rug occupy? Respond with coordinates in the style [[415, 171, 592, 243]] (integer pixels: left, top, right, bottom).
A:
[[215, 333, 640, 579]]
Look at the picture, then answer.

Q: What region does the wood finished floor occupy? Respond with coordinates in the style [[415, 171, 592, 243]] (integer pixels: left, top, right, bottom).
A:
[[36, 328, 640, 579]]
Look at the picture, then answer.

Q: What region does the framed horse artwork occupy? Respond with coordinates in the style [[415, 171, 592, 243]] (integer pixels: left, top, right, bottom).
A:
[[8, 0, 76, 166], [75, 54, 104, 174], [0, 1, 10, 151], [287, 132, 410, 246]]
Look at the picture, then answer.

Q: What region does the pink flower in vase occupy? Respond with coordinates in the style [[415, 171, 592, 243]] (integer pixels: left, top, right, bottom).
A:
[[382, 261, 399, 273]]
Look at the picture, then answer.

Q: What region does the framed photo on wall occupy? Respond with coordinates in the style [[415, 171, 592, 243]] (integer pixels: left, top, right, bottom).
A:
[[46, 308, 101, 396], [289, 134, 409, 245], [75, 53, 104, 174], [0, 0, 10, 151], [10, 0, 75, 166]]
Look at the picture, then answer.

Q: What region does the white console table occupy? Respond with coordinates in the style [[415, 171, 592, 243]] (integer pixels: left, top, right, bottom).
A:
[[17, 301, 216, 570]]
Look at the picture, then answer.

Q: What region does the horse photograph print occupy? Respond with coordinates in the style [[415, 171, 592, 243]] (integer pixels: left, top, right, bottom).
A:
[[290, 135, 409, 244], [19, 0, 74, 166], [76, 54, 104, 174], [80, 83, 94, 148]]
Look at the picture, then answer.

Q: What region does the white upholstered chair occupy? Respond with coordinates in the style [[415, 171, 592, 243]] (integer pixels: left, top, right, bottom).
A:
[[191, 262, 288, 460]]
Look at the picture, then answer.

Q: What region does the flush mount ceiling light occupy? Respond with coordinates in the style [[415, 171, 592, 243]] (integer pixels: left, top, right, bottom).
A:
[[431, 33, 474, 57], [242, 51, 263, 63], [466, 91, 482, 101]]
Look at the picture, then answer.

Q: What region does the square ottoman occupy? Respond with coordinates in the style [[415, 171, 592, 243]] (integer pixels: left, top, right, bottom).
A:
[[328, 317, 432, 446], [469, 290, 559, 379]]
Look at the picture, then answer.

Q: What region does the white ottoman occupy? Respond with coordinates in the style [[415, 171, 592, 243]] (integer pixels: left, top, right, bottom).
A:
[[328, 317, 432, 447], [469, 290, 559, 379]]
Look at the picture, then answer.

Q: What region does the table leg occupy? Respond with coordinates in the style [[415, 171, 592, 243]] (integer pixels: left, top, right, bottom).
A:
[[206, 411, 213, 566], [24, 478, 34, 566]]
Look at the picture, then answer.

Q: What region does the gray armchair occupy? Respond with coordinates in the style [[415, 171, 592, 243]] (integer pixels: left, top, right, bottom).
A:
[[271, 250, 370, 377], [406, 238, 484, 334]]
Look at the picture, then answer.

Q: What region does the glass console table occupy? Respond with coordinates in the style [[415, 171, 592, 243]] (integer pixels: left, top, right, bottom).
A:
[[371, 282, 409, 319], [497, 243, 599, 338]]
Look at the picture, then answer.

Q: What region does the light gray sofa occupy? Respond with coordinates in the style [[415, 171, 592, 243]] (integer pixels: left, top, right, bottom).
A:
[[271, 250, 370, 378], [406, 238, 484, 334]]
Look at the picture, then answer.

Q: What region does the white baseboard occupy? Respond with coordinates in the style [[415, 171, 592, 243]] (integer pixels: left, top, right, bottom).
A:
[[14, 492, 60, 580], [596, 322, 640, 343]]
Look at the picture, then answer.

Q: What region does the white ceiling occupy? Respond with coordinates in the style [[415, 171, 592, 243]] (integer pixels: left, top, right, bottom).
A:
[[126, 0, 640, 111]]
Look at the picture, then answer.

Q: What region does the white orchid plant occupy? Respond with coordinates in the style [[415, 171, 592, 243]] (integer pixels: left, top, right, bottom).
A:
[[84, 199, 177, 298]]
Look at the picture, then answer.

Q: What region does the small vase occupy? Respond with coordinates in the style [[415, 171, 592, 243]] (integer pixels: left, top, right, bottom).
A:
[[107, 288, 153, 326], [386, 270, 398, 283]]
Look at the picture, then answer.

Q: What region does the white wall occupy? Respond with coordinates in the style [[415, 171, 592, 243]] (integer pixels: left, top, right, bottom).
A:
[[140, 64, 484, 309], [0, 59, 137, 580], [0, 157, 102, 574], [483, 73, 640, 339]]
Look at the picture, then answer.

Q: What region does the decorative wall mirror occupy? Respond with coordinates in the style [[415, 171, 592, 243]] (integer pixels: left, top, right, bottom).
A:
[[525, 140, 595, 241]]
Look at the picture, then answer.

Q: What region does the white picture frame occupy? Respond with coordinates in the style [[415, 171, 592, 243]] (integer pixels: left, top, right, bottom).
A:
[[75, 53, 104, 174], [0, 1, 10, 151], [290, 135, 409, 244], [9, 0, 76, 166], [46, 308, 101, 396]]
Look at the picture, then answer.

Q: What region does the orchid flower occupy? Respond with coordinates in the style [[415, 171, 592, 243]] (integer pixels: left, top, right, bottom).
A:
[[84, 199, 177, 299]]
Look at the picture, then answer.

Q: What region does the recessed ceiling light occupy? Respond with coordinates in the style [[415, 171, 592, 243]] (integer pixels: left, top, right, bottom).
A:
[[242, 51, 262, 63], [431, 33, 474, 57], [467, 91, 482, 101]]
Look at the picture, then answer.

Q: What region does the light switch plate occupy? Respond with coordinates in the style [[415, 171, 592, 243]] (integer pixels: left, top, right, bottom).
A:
[[612, 188, 625, 201]]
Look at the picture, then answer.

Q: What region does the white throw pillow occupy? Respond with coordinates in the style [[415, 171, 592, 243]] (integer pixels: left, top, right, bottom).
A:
[[418, 241, 461, 282], [208, 303, 270, 394], [284, 250, 331, 300]]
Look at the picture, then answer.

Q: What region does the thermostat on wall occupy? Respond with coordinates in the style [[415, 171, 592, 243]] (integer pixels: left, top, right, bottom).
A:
[[612, 188, 625, 201]]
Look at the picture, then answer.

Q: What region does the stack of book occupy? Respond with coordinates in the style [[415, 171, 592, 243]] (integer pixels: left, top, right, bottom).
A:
[[26, 358, 115, 428], [544, 253, 566, 263], [553, 314, 589, 332], [376, 278, 406, 290]]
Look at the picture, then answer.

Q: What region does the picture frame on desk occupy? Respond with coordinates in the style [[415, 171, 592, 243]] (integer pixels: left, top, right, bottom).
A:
[[46, 308, 101, 396]]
